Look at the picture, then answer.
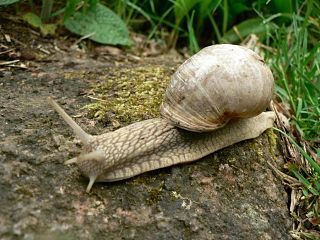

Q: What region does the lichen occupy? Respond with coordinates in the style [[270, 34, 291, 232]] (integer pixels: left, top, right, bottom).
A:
[[83, 66, 175, 124]]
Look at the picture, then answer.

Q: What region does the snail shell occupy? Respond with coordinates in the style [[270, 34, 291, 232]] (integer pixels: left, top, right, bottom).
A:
[[160, 44, 274, 132]]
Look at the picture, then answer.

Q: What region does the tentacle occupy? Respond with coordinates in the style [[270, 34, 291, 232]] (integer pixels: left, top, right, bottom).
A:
[[64, 150, 105, 165], [64, 150, 106, 192], [48, 97, 92, 145], [64, 157, 78, 165], [86, 175, 97, 193]]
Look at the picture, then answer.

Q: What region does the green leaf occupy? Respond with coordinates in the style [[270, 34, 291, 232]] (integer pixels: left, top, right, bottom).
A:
[[0, 0, 19, 5], [64, 3, 132, 46], [22, 12, 42, 28], [22, 12, 57, 36], [221, 18, 275, 43]]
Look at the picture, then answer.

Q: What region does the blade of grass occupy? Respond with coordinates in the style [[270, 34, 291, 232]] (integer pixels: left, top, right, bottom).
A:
[[273, 128, 320, 174], [186, 10, 199, 53], [122, 0, 155, 28], [289, 164, 319, 195], [148, 4, 174, 39], [221, 0, 228, 34]]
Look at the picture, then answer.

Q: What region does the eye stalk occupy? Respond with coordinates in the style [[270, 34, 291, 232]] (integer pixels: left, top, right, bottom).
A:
[[48, 97, 104, 192], [47, 97, 92, 145]]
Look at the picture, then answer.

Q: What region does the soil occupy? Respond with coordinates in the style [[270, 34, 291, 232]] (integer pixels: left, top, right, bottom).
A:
[[0, 17, 292, 240]]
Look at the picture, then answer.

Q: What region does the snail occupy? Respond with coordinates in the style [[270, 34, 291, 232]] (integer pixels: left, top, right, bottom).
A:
[[48, 44, 275, 192]]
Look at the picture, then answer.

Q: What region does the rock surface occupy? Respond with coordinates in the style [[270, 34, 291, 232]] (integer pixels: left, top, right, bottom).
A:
[[0, 20, 292, 240]]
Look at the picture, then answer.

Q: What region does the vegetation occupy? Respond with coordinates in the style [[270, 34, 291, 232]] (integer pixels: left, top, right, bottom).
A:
[[1, 0, 319, 238], [0, 0, 131, 45], [264, 6, 319, 238]]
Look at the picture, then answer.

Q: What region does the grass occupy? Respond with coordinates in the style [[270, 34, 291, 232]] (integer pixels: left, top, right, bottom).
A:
[[108, 0, 301, 52], [264, 3, 320, 237], [269, 14, 319, 142]]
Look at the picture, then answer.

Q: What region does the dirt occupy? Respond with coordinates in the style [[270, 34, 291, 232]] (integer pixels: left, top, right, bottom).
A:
[[0, 17, 292, 240]]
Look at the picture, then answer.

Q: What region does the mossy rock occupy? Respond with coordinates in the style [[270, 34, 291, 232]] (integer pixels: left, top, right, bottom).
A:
[[0, 53, 291, 239]]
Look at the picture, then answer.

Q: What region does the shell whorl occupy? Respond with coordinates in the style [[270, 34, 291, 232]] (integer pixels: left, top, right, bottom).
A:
[[160, 44, 274, 132]]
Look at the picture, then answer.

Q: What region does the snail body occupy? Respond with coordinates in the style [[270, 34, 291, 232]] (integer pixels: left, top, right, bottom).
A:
[[48, 44, 275, 192]]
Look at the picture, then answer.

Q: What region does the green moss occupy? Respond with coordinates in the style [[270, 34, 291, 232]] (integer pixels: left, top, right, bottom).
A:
[[250, 138, 264, 158], [249, 129, 278, 161], [83, 66, 175, 124], [132, 174, 159, 186], [64, 71, 87, 80], [266, 128, 278, 157], [146, 187, 163, 205], [130, 174, 165, 205]]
